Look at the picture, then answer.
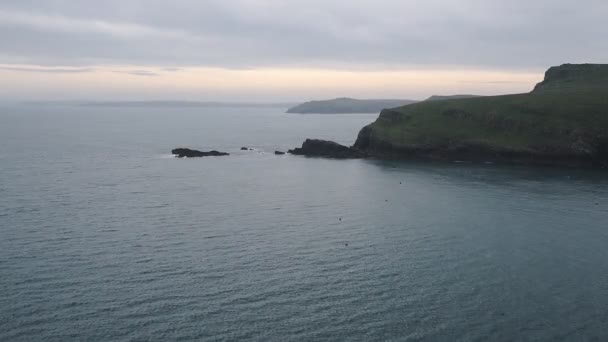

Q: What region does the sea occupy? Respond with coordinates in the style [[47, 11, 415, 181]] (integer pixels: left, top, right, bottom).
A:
[[1, 104, 607, 341]]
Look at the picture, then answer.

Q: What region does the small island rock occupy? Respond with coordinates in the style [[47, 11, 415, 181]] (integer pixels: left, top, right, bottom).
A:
[[171, 148, 230, 158], [288, 139, 366, 159]]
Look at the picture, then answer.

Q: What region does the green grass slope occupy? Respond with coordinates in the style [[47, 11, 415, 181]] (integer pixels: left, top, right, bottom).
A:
[[354, 64, 608, 167]]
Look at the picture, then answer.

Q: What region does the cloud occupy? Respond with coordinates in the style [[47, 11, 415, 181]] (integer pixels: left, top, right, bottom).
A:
[[459, 80, 528, 84], [113, 70, 160, 76], [0, 1, 606, 70], [0, 8, 201, 41], [0, 65, 95, 73], [0, 64, 160, 76]]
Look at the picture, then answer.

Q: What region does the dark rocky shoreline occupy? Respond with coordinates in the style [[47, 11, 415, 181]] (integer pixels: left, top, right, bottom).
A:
[[170, 141, 606, 168], [352, 125, 608, 168], [288, 139, 366, 159], [283, 135, 608, 169]]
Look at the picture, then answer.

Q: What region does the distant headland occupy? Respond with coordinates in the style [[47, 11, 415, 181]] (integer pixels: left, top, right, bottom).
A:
[[286, 97, 417, 114], [424, 95, 482, 102]]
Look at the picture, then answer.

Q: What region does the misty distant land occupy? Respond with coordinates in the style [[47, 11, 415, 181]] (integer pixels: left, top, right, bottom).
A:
[[286, 98, 418, 114], [20, 96, 483, 112], [424, 95, 483, 102], [286, 95, 483, 114], [22, 100, 296, 109], [80, 101, 297, 108]]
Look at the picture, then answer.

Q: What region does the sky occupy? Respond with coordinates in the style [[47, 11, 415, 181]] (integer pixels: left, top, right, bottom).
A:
[[0, 0, 606, 101]]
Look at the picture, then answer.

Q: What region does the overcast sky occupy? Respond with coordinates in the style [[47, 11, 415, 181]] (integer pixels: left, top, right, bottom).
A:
[[0, 0, 606, 101]]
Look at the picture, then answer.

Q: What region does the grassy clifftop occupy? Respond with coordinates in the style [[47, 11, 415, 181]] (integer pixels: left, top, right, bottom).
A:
[[354, 64, 608, 167]]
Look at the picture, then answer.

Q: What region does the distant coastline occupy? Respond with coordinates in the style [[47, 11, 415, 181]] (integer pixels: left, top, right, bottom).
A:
[[21, 100, 296, 109], [80, 101, 295, 108], [286, 97, 418, 114], [424, 95, 482, 102]]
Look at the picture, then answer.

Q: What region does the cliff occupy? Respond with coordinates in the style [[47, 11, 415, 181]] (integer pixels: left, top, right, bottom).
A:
[[353, 64, 608, 168]]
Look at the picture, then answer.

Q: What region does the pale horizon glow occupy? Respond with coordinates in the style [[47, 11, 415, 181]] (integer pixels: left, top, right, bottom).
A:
[[0, 64, 542, 102]]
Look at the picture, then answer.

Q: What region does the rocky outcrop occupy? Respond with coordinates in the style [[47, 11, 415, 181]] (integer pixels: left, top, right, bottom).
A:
[[172, 148, 229, 158], [288, 139, 366, 159], [533, 63, 608, 92]]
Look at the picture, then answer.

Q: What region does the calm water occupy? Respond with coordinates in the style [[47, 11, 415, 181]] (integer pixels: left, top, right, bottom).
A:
[[1, 104, 608, 341]]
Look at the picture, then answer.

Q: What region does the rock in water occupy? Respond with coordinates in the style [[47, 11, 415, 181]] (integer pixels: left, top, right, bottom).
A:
[[274, 151, 286, 155], [288, 139, 365, 159], [240, 147, 249, 151], [171, 148, 230, 158]]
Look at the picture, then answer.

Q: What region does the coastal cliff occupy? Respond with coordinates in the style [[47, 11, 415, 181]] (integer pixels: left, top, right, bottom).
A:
[[352, 64, 608, 168]]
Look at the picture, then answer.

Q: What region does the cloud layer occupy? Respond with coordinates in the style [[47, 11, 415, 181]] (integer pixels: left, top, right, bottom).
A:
[[1, 0, 606, 69]]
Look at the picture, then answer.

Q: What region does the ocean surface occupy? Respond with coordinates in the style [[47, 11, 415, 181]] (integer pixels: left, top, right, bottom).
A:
[[1, 104, 608, 341]]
